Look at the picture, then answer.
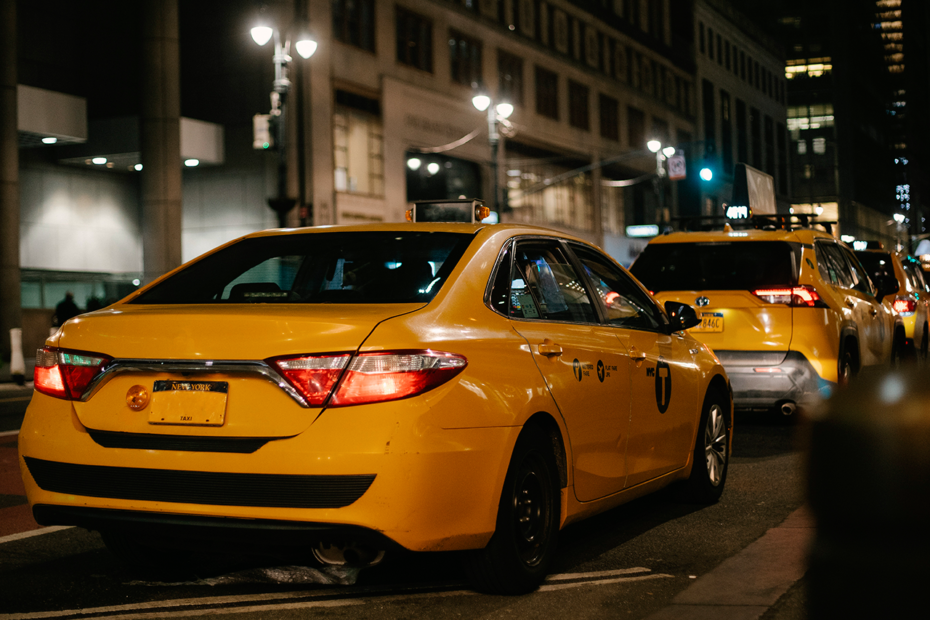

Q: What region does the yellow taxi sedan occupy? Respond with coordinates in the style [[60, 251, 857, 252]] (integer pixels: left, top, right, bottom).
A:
[[19, 203, 731, 594]]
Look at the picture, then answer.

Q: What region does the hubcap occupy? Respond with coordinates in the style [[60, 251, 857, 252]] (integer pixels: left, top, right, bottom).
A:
[[704, 404, 727, 487], [513, 466, 547, 566]]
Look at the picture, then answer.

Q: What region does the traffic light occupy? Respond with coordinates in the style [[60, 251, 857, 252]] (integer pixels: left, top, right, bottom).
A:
[[700, 167, 713, 182]]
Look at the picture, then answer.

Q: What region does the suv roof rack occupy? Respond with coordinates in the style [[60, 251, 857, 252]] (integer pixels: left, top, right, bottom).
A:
[[671, 214, 837, 235]]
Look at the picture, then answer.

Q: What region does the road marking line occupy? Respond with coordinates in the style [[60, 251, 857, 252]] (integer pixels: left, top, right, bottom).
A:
[[0, 568, 671, 620], [0, 429, 21, 437], [540, 573, 674, 592], [546, 566, 651, 581], [0, 526, 73, 545]]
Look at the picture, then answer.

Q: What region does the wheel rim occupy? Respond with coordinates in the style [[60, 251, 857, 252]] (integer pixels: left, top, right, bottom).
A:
[[704, 404, 727, 487], [512, 462, 548, 566]]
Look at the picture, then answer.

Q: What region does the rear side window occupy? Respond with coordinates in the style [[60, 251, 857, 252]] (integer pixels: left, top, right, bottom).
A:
[[509, 241, 597, 323], [630, 241, 798, 293], [815, 242, 853, 288], [854, 251, 896, 288], [132, 232, 474, 304]]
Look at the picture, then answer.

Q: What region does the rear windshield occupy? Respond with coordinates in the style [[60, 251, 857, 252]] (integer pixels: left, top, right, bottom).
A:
[[630, 241, 798, 292], [132, 231, 475, 304], [853, 251, 895, 285]]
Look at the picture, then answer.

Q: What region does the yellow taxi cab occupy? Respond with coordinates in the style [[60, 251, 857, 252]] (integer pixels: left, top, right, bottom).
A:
[[630, 216, 902, 414], [854, 245, 930, 362], [19, 200, 731, 594]]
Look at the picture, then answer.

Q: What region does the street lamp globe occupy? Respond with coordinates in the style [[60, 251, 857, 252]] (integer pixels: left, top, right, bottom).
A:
[[662, 146, 676, 158], [251, 25, 273, 46], [472, 94, 491, 112], [495, 102, 514, 119], [295, 36, 318, 59], [646, 139, 662, 153]]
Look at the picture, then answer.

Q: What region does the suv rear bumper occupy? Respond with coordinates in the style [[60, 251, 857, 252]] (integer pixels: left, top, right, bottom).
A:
[[714, 350, 832, 410]]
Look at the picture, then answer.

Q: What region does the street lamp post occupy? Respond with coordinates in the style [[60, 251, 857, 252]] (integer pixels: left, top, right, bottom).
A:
[[647, 139, 677, 226], [472, 94, 513, 217], [251, 21, 317, 228]]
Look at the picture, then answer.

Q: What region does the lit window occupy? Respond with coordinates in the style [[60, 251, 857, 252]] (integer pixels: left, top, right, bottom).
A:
[[797, 140, 807, 155], [813, 138, 826, 154]]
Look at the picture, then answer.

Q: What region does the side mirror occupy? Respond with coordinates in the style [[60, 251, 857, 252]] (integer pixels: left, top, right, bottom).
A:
[[875, 275, 899, 303], [664, 301, 701, 333]]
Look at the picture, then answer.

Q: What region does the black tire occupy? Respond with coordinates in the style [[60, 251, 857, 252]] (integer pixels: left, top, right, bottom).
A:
[[463, 425, 560, 594], [679, 390, 729, 504], [838, 347, 855, 387]]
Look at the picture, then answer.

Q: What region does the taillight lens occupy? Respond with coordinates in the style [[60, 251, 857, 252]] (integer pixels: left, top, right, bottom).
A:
[[893, 297, 916, 315], [271, 354, 352, 406], [329, 351, 467, 407], [752, 285, 828, 308], [34, 347, 111, 400]]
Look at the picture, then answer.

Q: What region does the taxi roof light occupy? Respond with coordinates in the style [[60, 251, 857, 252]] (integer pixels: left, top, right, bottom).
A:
[[406, 199, 490, 223]]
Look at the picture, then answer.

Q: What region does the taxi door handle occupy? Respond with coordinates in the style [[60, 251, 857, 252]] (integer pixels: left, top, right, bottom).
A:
[[630, 348, 647, 362], [538, 341, 563, 356], [845, 299, 855, 309], [870, 307, 879, 317]]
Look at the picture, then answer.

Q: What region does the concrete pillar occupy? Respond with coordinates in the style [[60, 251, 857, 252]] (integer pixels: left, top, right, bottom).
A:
[[0, 0, 21, 361], [140, 0, 182, 283]]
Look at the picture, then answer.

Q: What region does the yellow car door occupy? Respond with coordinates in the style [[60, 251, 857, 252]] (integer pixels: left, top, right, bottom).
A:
[[505, 239, 632, 502], [570, 244, 698, 488], [839, 245, 893, 364]]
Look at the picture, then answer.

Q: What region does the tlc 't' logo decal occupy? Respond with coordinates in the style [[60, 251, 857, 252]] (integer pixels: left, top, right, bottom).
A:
[[654, 358, 672, 413]]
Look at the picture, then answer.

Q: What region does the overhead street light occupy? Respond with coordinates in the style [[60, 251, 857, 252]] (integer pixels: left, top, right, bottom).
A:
[[472, 93, 514, 217], [251, 16, 317, 227]]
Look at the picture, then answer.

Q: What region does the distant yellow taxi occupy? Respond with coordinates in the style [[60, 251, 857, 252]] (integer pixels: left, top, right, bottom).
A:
[[19, 201, 731, 593], [631, 217, 902, 414]]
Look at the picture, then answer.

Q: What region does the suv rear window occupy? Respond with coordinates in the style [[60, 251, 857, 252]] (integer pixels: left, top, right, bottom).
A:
[[630, 241, 798, 293], [132, 231, 474, 304]]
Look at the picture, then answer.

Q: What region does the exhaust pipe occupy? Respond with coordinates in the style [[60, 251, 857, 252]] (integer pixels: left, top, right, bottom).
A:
[[312, 542, 385, 567], [780, 401, 797, 416]]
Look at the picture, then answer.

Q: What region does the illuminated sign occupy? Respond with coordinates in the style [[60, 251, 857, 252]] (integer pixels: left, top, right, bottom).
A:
[[626, 225, 660, 238], [726, 205, 750, 219], [852, 241, 868, 251]]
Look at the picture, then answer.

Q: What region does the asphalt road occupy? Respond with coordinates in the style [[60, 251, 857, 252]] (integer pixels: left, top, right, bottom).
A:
[[0, 392, 808, 620]]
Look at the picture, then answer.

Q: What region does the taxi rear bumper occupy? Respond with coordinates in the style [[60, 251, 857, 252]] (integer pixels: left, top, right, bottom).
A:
[[715, 350, 830, 410]]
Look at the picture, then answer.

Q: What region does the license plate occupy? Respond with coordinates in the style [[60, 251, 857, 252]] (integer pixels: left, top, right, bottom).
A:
[[149, 380, 228, 426], [693, 312, 724, 332]]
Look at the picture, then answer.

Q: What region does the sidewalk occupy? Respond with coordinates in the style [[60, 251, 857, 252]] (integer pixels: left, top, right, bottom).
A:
[[0, 359, 35, 386]]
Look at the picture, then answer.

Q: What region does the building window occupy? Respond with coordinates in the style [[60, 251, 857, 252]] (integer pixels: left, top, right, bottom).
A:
[[747, 56, 753, 84], [599, 93, 619, 141], [628, 105, 645, 149], [725, 40, 731, 70], [717, 34, 722, 65], [707, 28, 714, 60], [333, 90, 384, 196], [777, 123, 788, 195], [699, 22, 705, 54], [396, 7, 432, 72], [736, 98, 747, 163], [498, 50, 524, 106], [750, 106, 761, 168], [764, 115, 775, 174], [568, 80, 590, 130], [450, 30, 482, 87], [506, 142, 594, 232], [333, 0, 375, 52], [702, 79, 716, 156], [740, 51, 746, 80], [535, 66, 559, 120], [721, 90, 732, 173]]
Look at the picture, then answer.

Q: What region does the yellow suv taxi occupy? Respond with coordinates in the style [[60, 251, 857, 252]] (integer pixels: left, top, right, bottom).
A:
[[630, 217, 902, 413], [854, 246, 930, 362]]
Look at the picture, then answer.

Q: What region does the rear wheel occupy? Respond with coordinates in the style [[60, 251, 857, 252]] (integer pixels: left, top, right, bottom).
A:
[[463, 425, 560, 594], [680, 390, 729, 504]]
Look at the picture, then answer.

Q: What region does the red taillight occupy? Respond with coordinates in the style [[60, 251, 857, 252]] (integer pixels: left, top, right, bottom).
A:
[[34, 347, 110, 400], [329, 351, 467, 407], [893, 297, 916, 315], [752, 285, 826, 308], [271, 354, 352, 406]]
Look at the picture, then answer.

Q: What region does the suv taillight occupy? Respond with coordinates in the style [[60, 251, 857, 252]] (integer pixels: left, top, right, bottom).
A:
[[752, 285, 828, 308], [34, 347, 111, 400], [271, 350, 467, 407], [893, 297, 916, 315]]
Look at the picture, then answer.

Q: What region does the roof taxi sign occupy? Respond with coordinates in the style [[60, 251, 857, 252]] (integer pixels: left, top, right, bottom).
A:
[[406, 199, 492, 223], [726, 204, 750, 220]]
